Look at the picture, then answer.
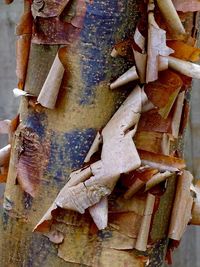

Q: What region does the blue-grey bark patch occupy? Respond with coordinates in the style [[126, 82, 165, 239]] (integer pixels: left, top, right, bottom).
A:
[[46, 128, 96, 183], [25, 112, 47, 139], [80, 0, 137, 105], [79, 1, 129, 105]]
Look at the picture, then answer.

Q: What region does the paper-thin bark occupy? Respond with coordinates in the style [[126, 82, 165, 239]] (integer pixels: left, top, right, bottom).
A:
[[84, 132, 102, 163], [134, 131, 167, 154], [146, 9, 173, 83], [156, 0, 186, 35], [0, 145, 11, 167], [13, 88, 34, 97], [139, 150, 186, 172], [37, 52, 65, 109], [110, 66, 139, 89], [168, 56, 200, 79], [172, 0, 200, 12], [124, 179, 145, 199], [16, 35, 31, 88], [168, 170, 193, 240], [171, 91, 185, 138], [89, 197, 108, 230], [145, 171, 172, 191], [135, 193, 155, 251], [134, 27, 145, 52]]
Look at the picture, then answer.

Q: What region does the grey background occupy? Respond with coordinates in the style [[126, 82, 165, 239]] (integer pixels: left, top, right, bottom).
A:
[[0, 1, 200, 266]]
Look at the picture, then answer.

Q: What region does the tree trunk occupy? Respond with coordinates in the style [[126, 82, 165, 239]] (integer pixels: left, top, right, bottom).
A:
[[0, 1, 143, 266], [0, 1, 197, 267]]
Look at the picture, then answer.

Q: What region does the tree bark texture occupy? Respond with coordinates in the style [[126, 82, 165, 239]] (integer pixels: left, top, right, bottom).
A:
[[0, 1, 143, 266], [0, 1, 195, 267]]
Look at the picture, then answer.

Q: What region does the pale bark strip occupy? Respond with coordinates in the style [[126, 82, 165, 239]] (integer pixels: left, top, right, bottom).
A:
[[146, 8, 173, 83], [168, 56, 200, 79], [84, 132, 102, 163], [168, 170, 193, 240], [37, 52, 65, 109], [0, 145, 11, 167], [124, 179, 145, 199], [145, 171, 172, 191], [172, 0, 200, 12], [133, 50, 147, 83], [156, 0, 186, 35], [171, 91, 185, 138], [135, 193, 155, 251], [110, 66, 139, 89], [88, 197, 108, 230], [134, 27, 145, 51], [13, 88, 34, 97]]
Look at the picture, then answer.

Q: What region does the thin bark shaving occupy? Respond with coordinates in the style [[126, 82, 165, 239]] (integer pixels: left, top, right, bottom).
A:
[[37, 52, 65, 109], [110, 67, 139, 89], [168, 170, 193, 240], [146, 10, 174, 83], [172, 0, 200, 12], [135, 193, 155, 251], [168, 56, 200, 79], [171, 91, 185, 138], [145, 171, 173, 191], [156, 0, 186, 36], [13, 88, 34, 97], [139, 150, 186, 172], [0, 145, 11, 167], [89, 197, 108, 230]]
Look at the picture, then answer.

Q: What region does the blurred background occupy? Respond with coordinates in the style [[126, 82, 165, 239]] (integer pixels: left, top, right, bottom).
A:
[[0, 1, 200, 266]]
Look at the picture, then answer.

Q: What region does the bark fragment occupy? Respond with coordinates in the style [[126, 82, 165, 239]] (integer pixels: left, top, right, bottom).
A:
[[17, 127, 49, 197], [32, 0, 87, 44], [134, 131, 171, 154], [37, 50, 65, 109], [172, 0, 200, 12], [0, 145, 11, 167], [135, 193, 155, 251], [168, 40, 200, 62], [168, 170, 193, 240], [16, 35, 31, 88], [146, 10, 173, 83], [123, 167, 158, 199], [171, 91, 185, 138], [110, 67, 139, 89], [145, 171, 173, 191], [16, 0, 33, 88], [168, 56, 200, 79], [156, 0, 186, 36], [138, 150, 186, 172]]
